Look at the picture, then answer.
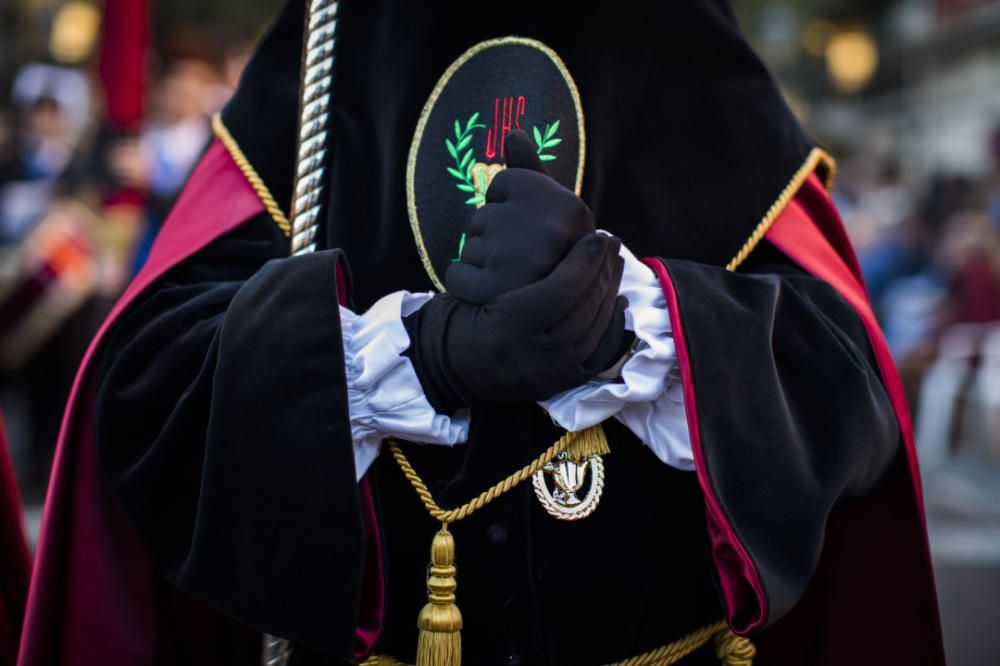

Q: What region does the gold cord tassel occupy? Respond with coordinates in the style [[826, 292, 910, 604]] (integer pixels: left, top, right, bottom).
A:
[[416, 525, 462, 666], [565, 424, 610, 463], [714, 629, 756, 666]]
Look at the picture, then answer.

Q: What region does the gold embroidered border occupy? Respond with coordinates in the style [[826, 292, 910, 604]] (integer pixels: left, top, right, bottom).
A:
[[726, 147, 836, 272], [405, 36, 587, 292], [211, 113, 292, 237]]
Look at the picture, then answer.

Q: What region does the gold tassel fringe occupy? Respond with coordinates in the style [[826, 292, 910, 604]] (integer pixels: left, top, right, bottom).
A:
[[565, 424, 610, 463], [416, 526, 462, 666]]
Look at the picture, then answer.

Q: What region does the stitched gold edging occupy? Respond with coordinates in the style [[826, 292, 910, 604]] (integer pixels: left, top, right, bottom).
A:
[[405, 36, 587, 292], [726, 147, 836, 272], [211, 113, 292, 237]]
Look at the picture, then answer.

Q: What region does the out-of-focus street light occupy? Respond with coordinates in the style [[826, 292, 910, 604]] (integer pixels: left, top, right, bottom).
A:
[[50, 1, 102, 65], [826, 28, 879, 94]]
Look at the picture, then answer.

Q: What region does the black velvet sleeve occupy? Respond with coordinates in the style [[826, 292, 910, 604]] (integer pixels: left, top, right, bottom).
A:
[[94, 213, 370, 659], [658, 242, 901, 630]]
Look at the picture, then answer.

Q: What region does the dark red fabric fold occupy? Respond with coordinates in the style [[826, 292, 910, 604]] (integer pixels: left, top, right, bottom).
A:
[[0, 412, 31, 666]]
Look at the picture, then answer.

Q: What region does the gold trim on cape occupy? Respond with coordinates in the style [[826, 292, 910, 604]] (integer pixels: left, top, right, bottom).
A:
[[211, 113, 292, 237], [726, 147, 836, 272]]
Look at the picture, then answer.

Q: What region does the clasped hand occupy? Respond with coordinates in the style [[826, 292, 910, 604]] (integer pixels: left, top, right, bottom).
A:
[[404, 130, 627, 414]]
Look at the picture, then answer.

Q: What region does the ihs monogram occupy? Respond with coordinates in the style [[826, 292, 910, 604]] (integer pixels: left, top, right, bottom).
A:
[[445, 95, 562, 208]]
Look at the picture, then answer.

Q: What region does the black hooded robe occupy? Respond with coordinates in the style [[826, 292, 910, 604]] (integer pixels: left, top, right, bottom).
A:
[[19, 1, 943, 665]]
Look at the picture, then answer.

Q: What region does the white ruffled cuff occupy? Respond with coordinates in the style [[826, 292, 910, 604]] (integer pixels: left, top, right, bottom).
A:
[[341, 291, 469, 480], [538, 240, 694, 471]]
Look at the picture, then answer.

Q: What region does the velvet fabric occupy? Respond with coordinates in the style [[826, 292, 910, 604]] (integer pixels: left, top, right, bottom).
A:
[[222, 0, 816, 309], [18, 142, 382, 665], [644, 175, 943, 664]]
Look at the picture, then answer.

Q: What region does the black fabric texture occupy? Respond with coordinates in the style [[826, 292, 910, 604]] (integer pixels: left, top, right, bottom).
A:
[[403, 233, 626, 414], [87, 0, 914, 663], [222, 0, 815, 310], [94, 213, 372, 659], [219, 0, 303, 215], [660, 246, 902, 629]]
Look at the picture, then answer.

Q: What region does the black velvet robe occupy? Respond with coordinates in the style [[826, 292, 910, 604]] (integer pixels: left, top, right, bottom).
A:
[[86, 1, 940, 664], [93, 213, 903, 665]]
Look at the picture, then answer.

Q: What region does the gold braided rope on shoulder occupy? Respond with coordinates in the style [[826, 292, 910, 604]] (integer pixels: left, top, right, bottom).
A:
[[387, 430, 579, 524], [361, 620, 756, 666], [211, 113, 292, 237], [726, 147, 836, 272]]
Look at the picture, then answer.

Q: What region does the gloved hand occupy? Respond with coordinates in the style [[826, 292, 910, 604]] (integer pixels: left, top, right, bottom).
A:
[[404, 233, 628, 414], [445, 129, 595, 305]]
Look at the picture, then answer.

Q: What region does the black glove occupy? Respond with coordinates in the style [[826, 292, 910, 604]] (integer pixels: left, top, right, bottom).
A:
[[404, 233, 628, 414], [445, 129, 595, 305]]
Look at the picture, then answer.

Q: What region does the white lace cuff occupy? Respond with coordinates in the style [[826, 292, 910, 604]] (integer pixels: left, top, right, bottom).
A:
[[538, 240, 695, 471], [341, 291, 469, 480]]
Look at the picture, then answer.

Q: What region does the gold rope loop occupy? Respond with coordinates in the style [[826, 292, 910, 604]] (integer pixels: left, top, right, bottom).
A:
[[714, 629, 757, 666], [211, 113, 292, 237], [613, 621, 727, 666], [386, 427, 590, 524]]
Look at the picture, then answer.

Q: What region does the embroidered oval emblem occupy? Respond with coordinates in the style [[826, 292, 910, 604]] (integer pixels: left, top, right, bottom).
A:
[[406, 36, 586, 291]]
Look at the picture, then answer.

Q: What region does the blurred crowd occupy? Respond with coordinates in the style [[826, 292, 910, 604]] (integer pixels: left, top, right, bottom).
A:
[[835, 139, 1000, 468], [0, 36, 250, 495]]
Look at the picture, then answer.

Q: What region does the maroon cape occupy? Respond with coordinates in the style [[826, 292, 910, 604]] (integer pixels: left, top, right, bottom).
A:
[[18, 141, 942, 663], [1, 412, 30, 666]]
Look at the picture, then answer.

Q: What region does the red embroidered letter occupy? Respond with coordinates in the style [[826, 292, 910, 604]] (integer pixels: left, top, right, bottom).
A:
[[486, 95, 527, 159], [485, 97, 500, 160], [500, 97, 514, 157]]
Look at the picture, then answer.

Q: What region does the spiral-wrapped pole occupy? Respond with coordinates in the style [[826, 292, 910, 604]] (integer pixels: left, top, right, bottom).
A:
[[291, 0, 339, 255], [261, 1, 339, 663]]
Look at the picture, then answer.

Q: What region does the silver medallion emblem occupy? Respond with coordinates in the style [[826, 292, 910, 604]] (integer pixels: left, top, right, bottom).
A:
[[531, 452, 605, 521]]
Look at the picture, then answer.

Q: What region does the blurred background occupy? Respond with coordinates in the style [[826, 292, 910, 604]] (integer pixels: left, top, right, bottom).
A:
[[1, 0, 999, 663]]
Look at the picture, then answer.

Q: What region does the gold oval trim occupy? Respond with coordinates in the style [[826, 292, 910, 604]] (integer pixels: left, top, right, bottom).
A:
[[405, 36, 587, 291]]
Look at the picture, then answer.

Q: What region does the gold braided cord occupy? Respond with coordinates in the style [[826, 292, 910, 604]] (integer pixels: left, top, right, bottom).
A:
[[211, 113, 292, 237], [615, 621, 727, 666], [387, 430, 580, 524], [362, 620, 755, 666], [725, 147, 836, 272]]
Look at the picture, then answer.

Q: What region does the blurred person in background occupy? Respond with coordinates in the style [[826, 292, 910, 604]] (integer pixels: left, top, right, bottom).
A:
[[0, 64, 98, 492], [0, 64, 89, 243], [106, 48, 221, 272], [936, 208, 1000, 326]]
